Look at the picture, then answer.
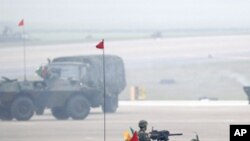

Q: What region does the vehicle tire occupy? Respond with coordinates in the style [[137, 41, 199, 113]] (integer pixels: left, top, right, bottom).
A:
[[0, 107, 13, 121], [102, 95, 118, 113], [11, 96, 34, 121], [66, 95, 90, 120], [51, 107, 69, 120]]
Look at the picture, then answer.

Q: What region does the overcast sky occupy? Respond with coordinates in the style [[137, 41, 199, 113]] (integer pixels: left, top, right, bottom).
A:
[[1, 0, 250, 30]]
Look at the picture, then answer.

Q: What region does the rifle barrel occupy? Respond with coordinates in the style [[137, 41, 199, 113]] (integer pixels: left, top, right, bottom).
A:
[[169, 133, 183, 136]]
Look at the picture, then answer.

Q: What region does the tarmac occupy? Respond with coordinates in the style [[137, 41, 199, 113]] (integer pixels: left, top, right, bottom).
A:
[[1, 35, 250, 141], [1, 101, 250, 141], [1, 35, 250, 100]]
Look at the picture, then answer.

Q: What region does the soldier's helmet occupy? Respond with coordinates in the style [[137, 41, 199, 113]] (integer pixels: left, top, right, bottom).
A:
[[138, 120, 148, 128]]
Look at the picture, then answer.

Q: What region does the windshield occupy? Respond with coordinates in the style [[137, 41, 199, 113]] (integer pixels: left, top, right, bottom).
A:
[[48, 64, 80, 81]]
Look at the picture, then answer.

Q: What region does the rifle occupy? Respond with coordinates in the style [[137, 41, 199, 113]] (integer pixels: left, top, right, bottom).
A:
[[149, 127, 183, 141]]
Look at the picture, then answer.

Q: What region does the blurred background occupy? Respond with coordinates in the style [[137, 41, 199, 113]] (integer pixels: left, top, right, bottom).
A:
[[2, 1, 250, 141], [1, 0, 250, 44], [1, 0, 250, 100]]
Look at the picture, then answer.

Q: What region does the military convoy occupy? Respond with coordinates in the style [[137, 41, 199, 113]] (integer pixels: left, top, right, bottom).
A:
[[0, 55, 126, 121]]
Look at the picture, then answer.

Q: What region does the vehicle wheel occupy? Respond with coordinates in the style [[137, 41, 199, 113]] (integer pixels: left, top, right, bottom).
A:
[[51, 107, 69, 120], [11, 96, 34, 121], [66, 95, 90, 120], [0, 107, 13, 121], [102, 95, 118, 113]]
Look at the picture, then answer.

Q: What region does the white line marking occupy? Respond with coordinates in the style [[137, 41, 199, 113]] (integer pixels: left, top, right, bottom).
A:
[[119, 100, 249, 106]]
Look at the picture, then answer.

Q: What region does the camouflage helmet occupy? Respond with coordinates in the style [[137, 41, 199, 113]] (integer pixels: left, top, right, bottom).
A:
[[138, 120, 148, 128]]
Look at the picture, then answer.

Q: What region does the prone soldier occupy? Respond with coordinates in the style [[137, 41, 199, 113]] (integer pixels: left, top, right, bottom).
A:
[[136, 120, 197, 141], [138, 120, 151, 141]]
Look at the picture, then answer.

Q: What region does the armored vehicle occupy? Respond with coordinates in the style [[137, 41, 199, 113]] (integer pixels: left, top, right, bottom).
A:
[[243, 86, 250, 104], [0, 55, 126, 121]]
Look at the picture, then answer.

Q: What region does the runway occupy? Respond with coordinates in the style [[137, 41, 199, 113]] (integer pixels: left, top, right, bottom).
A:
[[1, 101, 250, 141], [1, 35, 250, 141], [1, 35, 250, 100]]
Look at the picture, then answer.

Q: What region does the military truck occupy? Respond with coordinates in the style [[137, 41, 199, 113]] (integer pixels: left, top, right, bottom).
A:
[[0, 55, 126, 121]]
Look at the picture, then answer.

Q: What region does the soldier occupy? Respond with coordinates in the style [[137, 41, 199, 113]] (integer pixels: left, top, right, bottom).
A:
[[138, 120, 151, 141]]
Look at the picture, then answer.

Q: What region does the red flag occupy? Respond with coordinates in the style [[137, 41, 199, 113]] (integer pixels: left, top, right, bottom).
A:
[[96, 39, 104, 49], [130, 131, 138, 141], [18, 19, 24, 26]]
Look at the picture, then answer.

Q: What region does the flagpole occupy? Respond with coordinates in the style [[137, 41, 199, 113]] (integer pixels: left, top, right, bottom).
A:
[[22, 24, 27, 81], [102, 48, 106, 141], [96, 39, 106, 141], [102, 46, 106, 141]]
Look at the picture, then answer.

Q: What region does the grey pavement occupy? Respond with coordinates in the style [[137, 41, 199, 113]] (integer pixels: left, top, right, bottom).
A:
[[1, 101, 250, 141]]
